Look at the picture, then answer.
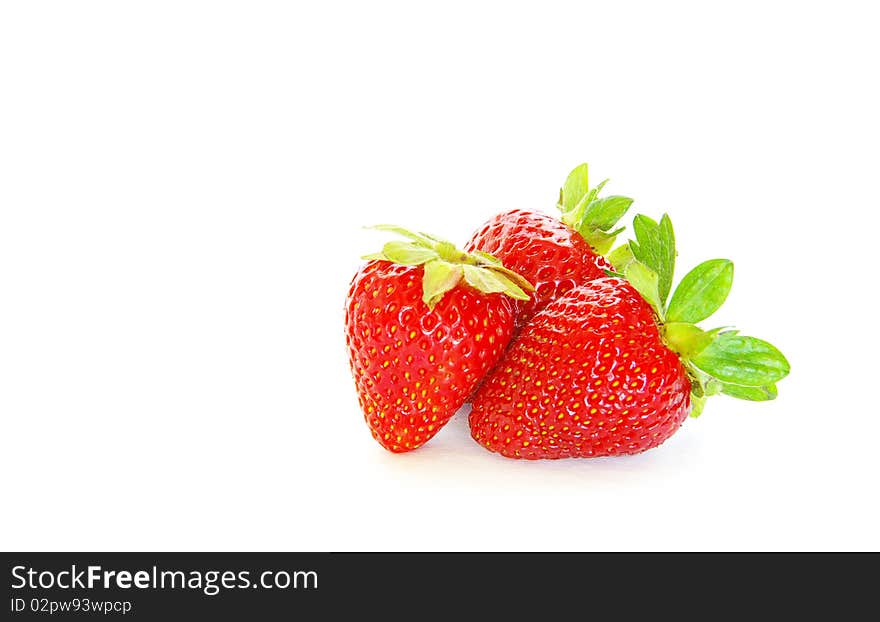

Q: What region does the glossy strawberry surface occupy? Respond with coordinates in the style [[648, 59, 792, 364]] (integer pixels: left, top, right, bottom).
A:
[[470, 277, 691, 459], [346, 260, 515, 452], [465, 209, 612, 327]]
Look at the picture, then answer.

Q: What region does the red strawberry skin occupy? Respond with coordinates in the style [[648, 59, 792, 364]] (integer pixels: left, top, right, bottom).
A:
[[465, 209, 612, 326], [346, 260, 515, 452], [470, 277, 691, 459]]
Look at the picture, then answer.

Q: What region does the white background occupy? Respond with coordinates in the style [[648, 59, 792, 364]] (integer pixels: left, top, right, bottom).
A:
[[1, 2, 877, 551]]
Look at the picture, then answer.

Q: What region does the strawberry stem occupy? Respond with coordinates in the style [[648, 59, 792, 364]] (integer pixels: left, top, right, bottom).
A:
[[556, 163, 634, 254], [608, 212, 790, 416], [363, 225, 535, 310]]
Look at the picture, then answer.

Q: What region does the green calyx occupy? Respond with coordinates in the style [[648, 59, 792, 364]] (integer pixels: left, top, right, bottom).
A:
[[557, 163, 634, 255], [607, 213, 790, 417], [362, 225, 534, 311]]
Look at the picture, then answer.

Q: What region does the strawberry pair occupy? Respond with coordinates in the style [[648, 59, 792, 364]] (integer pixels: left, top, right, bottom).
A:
[[344, 164, 789, 459]]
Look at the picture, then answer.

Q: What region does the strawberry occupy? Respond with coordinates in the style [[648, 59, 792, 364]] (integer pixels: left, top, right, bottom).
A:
[[465, 163, 634, 326], [345, 226, 534, 453], [470, 214, 790, 459]]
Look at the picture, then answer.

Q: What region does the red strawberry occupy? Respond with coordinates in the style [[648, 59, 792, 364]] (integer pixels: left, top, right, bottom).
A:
[[345, 226, 533, 453], [465, 163, 633, 326], [470, 214, 790, 459], [470, 278, 690, 458]]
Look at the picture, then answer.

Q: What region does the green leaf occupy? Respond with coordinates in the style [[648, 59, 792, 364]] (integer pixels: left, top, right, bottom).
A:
[[489, 272, 530, 300], [582, 229, 618, 256], [560, 163, 589, 214], [690, 393, 707, 418], [666, 259, 734, 324], [576, 196, 634, 253], [378, 241, 439, 265], [472, 250, 502, 265], [579, 196, 635, 233], [434, 240, 469, 263], [422, 260, 463, 310], [591, 178, 609, 197], [366, 225, 435, 248], [558, 163, 630, 251], [607, 243, 636, 273], [461, 265, 508, 293], [485, 265, 535, 292], [624, 261, 663, 319], [720, 383, 778, 401], [629, 213, 675, 307], [463, 265, 529, 300], [692, 333, 790, 386], [657, 214, 675, 303], [361, 252, 387, 261], [631, 213, 659, 246]]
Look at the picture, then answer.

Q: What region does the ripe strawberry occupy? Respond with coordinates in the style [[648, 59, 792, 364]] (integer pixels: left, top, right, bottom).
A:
[[465, 163, 633, 326], [345, 226, 533, 453], [470, 214, 790, 459]]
